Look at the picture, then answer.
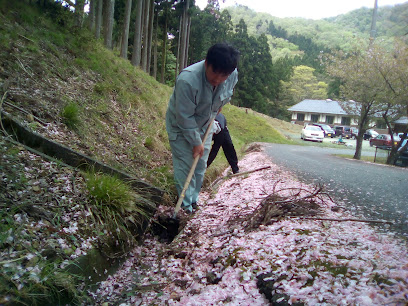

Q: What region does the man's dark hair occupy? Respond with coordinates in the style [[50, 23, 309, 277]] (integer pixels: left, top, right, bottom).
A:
[[206, 43, 239, 75]]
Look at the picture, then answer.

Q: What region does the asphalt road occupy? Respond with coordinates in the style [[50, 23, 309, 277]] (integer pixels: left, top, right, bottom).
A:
[[263, 142, 408, 239]]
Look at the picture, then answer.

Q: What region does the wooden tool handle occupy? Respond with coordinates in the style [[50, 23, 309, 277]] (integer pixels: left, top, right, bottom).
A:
[[173, 116, 216, 217]]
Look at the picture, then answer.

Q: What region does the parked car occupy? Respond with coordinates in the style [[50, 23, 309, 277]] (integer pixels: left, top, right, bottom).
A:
[[363, 129, 379, 140], [343, 126, 352, 138], [369, 134, 401, 147], [301, 125, 324, 142], [350, 127, 359, 139], [334, 126, 352, 138], [395, 139, 408, 167], [311, 123, 335, 138], [397, 133, 407, 140]]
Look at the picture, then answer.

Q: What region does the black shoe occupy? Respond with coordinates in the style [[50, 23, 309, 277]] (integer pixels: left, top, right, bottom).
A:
[[181, 203, 194, 214], [182, 207, 193, 215], [191, 202, 198, 210], [233, 169, 239, 174]]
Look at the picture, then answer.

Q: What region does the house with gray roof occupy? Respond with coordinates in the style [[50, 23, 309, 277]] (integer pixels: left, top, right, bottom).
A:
[[394, 116, 408, 133], [288, 99, 358, 127]]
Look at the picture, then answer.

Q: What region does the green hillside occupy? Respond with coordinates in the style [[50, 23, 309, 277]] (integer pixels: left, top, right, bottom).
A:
[[326, 2, 408, 38], [224, 3, 408, 60]]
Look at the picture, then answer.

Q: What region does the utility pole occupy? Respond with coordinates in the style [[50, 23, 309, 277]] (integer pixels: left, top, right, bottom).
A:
[[369, 0, 378, 44]]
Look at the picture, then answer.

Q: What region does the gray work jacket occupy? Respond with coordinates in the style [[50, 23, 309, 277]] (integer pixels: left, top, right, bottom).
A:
[[166, 60, 238, 146]]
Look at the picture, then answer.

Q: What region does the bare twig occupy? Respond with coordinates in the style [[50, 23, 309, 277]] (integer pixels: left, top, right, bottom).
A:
[[13, 55, 33, 77], [3, 100, 48, 125], [289, 216, 393, 225], [0, 256, 26, 265], [17, 33, 35, 43], [133, 282, 168, 291], [233, 184, 331, 230], [210, 166, 271, 189], [228, 166, 271, 178], [263, 184, 328, 207]]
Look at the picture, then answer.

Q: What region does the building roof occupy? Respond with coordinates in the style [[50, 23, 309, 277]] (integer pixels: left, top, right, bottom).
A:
[[288, 99, 348, 115], [394, 116, 408, 124]]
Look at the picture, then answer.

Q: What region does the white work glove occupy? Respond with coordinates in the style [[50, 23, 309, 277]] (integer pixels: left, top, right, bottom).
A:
[[213, 121, 222, 134]]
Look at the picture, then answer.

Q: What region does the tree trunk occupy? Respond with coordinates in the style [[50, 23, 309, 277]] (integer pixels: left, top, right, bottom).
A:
[[95, 0, 103, 39], [175, 17, 182, 79], [384, 114, 398, 165], [353, 131, 364, 160], [104, 0, 115, 49], [146, 0, 154, 74], [160, 6, 168, 83], [75, 0, 85, 28], [153, 5, 158, 79], [353, 103, 372, 160], [88, 0, 96, 31], [178, 0, 189, 73], [120, 0, 132, 59], [353, 122, 366, 160], [184, 15, 191, 68], [141, 0, 150, 72], [131, 0, 143, 67]]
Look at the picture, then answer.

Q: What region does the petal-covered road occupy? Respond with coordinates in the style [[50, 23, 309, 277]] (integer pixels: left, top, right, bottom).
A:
[[95, 150, 408, 305]]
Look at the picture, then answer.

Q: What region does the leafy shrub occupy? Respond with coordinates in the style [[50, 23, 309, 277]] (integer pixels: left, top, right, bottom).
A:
[[60, 102, 80, 129]]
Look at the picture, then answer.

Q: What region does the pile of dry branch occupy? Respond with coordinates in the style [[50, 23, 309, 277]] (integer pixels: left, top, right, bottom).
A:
[[228, 182, 330, 231]]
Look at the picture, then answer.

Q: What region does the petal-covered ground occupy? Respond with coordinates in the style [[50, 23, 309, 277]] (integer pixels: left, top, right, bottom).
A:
[[95, 150, 408, 305]]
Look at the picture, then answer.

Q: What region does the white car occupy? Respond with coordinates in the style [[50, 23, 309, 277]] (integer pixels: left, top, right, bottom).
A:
[[301, 125, 324, 142]]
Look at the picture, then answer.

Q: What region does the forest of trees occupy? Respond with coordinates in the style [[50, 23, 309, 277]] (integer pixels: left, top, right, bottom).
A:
[[31, 0, 298, 119], [31, 0, 408, 127]]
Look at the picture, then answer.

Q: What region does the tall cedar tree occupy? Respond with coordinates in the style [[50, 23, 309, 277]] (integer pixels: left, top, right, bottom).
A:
[[132, 0, 143, 67], [120, 0, 132, 58], [95, 0, 103, 39], [103, 0, 115, 49]]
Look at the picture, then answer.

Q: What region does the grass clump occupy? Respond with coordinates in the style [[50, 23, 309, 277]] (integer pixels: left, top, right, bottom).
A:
[[61, 102, 80, 129], [84, 172, 152, 251], [144, 136, 154, 150], [85, 172, 136, 212]]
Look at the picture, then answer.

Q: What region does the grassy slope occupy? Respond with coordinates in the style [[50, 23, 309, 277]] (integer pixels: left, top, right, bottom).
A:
[[0, 0, 175, 190]]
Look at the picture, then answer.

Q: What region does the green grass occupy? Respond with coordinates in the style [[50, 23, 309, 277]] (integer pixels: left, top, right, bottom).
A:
[[84, 172, 151, 247], [150, 165, 176, 195], [336, 154, 388, 164], [60, 102, 80, 129], [0, 257, 88, 305], [224, 104, 290, 146], [85, 172, 143, 213]]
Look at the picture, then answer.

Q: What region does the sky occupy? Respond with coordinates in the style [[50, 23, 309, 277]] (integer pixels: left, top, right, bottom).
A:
[[195, 0, 408, 20]]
